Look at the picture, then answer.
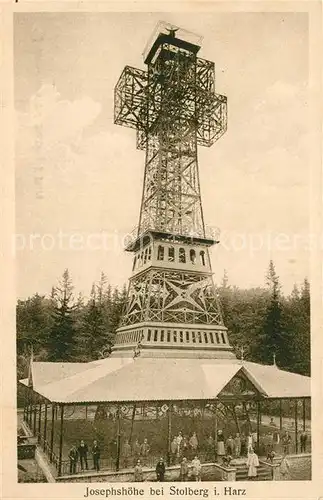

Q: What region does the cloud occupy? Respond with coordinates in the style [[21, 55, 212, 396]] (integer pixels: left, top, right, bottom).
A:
[[16, 84, 144, 234], [16, 84, 102, 160]]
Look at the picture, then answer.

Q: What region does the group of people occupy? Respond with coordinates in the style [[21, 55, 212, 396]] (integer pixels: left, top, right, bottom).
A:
[[217, 426, 308, 459], [68, 440, 101, 474], [68, 424, 308, 477], [123, 438, 151, 467], [170, 432, 200, 463], [133, 455, 203, 482], [216, 429, 260, 459], [169, 430, 247, 463], [246, 448, 293, 481]]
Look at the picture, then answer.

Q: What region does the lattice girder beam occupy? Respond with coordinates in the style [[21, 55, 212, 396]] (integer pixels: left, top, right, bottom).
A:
[[114, 66, 148, 131], [120, 268, 223, 327], [114, 53, 227, 150]]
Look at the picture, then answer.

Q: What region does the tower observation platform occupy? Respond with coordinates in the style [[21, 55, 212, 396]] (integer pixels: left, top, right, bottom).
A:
[[112, 22, 233, 359]]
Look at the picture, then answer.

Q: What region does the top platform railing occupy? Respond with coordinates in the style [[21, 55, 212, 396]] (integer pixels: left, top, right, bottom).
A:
[[142, 21, 203, 62]]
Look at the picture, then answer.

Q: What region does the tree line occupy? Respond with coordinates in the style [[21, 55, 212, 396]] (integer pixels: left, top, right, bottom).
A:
[[16, 261, 310, 379]]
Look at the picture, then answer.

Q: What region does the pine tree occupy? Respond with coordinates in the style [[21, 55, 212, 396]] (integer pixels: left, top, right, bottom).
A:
[[296, 278, 310, 374], [80, 284, 106, 360], [110, 286, 127, 332], [97, 272, 108, 307], [47, 269, 76, 361], [16, 293, 53, 357], [258, 261, 292, 367]]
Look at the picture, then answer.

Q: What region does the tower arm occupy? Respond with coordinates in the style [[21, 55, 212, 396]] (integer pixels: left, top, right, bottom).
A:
[[114, 66, 148, 131]]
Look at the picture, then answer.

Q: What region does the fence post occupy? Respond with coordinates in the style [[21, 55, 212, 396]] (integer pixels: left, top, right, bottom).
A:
[[167, 403, 172, 467], [116, 406, 121, 471], [33, 395, 37, 435], [213, 402, 218, 462], [43, 403, 48, 451], [37, 402, 42, 443], [294, 399, 298, 453], [58, 404, 65, 476], [50, 404, 55, 462]]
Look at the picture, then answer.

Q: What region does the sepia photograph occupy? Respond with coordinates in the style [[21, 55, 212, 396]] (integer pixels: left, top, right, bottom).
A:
[[11, 7, 319, 489]]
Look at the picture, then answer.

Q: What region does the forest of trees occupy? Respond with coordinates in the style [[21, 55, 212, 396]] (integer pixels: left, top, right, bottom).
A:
[[16, 261, 310, 381]]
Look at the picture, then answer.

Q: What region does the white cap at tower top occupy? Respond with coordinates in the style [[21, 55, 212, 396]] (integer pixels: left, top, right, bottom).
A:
[[142, 20, 203, 61]]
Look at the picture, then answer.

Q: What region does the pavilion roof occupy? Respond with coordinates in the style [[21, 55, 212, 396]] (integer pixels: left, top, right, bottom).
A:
[[20, 357, 310, 404], [30, 361, 90, 387], [242, 361, 310, 399]]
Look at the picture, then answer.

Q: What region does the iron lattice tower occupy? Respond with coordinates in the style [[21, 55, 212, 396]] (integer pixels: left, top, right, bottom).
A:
[[112, 23, 235, 359]]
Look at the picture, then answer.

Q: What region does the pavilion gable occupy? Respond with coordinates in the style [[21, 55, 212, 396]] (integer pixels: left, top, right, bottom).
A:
[[218, 366, 266, 400]]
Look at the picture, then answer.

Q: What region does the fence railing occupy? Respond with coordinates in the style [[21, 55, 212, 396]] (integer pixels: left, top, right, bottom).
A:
[[123, 223, 220, 249]]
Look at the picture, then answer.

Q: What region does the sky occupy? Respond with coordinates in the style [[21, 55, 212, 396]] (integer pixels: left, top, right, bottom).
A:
[[14, 12, 310, 299]]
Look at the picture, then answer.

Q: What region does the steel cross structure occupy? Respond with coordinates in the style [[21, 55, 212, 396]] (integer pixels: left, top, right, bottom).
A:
[[112, 23, 234, 359]]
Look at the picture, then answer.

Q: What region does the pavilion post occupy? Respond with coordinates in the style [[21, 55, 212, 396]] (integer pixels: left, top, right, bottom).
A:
[[50, 403, 55, 463], [116, 405, 121, 471], [28, 389, 33, 427], [58, 404, 65, 476], [33, 394, 37, 435], [26, 386, 30, 422], [23, 386, 27, 421], [256, 401, 260, 454], [25, 387, 29, 423], [279, 399, 283, 431], [43, 402, 48, 451], [294, 399, 298, 454], [27, 389, 30, 426], [37, 401, 42, 443], [167, 403, 172, 467], [129, 403, 136, 444], [302, 399, 306, 431], [213, 402, 218, 462], [85, 405, 88, 420]]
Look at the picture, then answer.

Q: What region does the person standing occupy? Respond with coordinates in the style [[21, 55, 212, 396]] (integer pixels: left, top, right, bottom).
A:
[[266, 432, 274, 455], [182, 436, 189, 458], [217, 430, 225, 459], [122, 439, 132, 468], [176, 431, 183, 458], [300, 431, 307, 453], [226, 435, 234, 456], [191, 455, 202, 481], [133, 439, 141, 461], [92, 440, 101, 472], [140, 438, 150, 465], [189, 432, 198, 454], [252, 430, 258, 452], [69, 445, 78, 474], [234, 433, 241, 457], [134, 459, 143, 482], [180, 457, 189, 481], [273, 428, 280, 453], [246, 448, 259, 480], [240, 433, 247, 456], [269, 417, 277, 427], [171, 437, 178, 464], [78, 440, 88, 471], [279, 454, 290, 480], [247, 432, 253, 453], [155, 457, 166, 482], [206, 435, 214, 461], [282, 431, 292, 455]]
